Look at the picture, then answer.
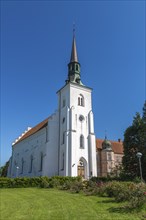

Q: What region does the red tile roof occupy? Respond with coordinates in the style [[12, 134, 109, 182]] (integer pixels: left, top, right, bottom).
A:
[[13, 118, 48, 146], [96, 139, 123, 154]]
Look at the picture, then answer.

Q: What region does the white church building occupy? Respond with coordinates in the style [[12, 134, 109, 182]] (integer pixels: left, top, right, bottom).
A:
[[8, 35, 98, 179]]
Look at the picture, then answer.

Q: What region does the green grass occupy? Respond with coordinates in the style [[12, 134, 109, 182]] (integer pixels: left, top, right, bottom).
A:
[[0, 188, 146, 220]]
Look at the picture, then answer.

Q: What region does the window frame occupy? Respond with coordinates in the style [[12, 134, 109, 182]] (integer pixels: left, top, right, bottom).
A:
[[78, 94, 84, 107]]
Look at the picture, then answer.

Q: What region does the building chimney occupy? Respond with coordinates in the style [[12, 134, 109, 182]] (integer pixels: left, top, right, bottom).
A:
[[118, 138, 121, 142]]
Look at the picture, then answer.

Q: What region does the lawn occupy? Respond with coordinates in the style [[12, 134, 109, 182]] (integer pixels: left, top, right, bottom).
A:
[[0, 188, 145, 220]]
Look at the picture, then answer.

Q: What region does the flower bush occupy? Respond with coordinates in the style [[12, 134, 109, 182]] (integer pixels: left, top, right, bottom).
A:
[[128, 183, 146, 208], [97, 181, 146, 209]]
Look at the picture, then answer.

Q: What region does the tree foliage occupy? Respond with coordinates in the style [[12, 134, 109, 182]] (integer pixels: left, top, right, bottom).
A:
[[122, 102, 146, 181], [142, 100, 146, 122], [0, 161, 9, 177]]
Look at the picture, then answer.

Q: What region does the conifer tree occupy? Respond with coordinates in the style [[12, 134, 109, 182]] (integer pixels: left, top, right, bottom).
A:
[[142, 100, 146, 122], [0, 161, 9, 177], [122, 103, 146, 181]]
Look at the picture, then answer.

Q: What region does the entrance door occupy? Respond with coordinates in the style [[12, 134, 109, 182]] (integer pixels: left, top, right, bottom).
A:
[[77, 159, 85, 178]]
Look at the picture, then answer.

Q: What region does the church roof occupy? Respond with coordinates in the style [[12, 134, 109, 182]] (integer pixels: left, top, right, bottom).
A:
[[96, 139, 123, 154], [13, 118, 48, 146]]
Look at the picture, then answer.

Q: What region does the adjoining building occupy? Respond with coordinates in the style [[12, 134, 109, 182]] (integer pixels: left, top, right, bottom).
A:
[[96, 138, 123, 177], [7, 35, 123, 179]]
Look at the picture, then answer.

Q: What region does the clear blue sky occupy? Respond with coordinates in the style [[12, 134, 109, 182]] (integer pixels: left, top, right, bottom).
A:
[[1, 0, 145, 166]]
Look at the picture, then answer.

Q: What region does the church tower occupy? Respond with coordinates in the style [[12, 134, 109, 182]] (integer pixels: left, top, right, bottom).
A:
[[57, 34, 97, 179]]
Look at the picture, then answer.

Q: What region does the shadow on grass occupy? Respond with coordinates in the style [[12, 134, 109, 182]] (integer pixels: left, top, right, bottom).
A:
[[108, 206, 133, 213], [141, 214, 146, 219], [108, 205, 143, 214], [96, 199, 116, 204], [97, 198, 145, 214]]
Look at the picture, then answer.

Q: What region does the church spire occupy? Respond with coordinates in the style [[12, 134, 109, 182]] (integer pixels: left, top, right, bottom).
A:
[[66, 30, 83, 85], [70, 35, 78, 63]]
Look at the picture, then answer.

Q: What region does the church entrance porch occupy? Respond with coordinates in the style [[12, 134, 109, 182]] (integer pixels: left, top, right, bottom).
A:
[[77, 158, 87, 179]]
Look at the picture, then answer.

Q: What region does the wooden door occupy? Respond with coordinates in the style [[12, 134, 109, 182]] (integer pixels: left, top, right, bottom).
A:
[[78, 165, 85, 178]]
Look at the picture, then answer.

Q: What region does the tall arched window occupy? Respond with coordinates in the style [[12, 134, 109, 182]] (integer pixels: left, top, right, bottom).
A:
[[78, 94, 84, 107], [29, 155, 33, 173], [80, 135, 84, 149], [62, 132, 65, 144], [40, 153, 43, 171], [21, 158, 24, 174], [60, 152, 64, 171], [62, 99, 66, 107], [62, 152, 64, 170]]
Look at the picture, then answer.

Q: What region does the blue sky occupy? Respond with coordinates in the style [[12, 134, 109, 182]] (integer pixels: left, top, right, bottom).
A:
[[1, 0, 145, 166]]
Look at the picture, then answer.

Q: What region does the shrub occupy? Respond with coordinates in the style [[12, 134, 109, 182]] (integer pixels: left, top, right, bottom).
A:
[[96, 181, 146, 209], [0, 176, 82, 189], [102, 181, 124, 198], [83, 180, 105, 196], [59, 180, 72, 190], [90, 176, 121, 183], [69, 180, 84, 193], [39, 177, 50, 188], [128, 183, 146, 208]]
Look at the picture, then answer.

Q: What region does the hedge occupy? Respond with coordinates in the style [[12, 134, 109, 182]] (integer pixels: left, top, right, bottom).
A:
[[0, 176, 82, 188]]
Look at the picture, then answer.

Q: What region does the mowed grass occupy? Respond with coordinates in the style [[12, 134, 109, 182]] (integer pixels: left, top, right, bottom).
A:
[[0, 188, 145, 220]]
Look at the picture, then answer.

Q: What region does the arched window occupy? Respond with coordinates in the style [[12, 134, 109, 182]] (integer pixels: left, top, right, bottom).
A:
[[62, 132, 65, 144], [62, 152, 64, 170], [62, 99, 66, 107], [62, 117, 65, 124], [76, 65, 78, 71], [78, 97, 80, 105], [78, 94, 84, 107], [40, 153, 43, 171], [80, 135, 84, 149], [29, 155, 33, 173], [21, 158, 24, 174]]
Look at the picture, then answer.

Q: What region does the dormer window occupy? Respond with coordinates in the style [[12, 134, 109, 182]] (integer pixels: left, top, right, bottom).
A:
[[78, 94, 84, 106]]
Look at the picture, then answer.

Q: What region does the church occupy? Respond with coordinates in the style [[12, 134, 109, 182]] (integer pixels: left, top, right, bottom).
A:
[[7, 35, 123, 179]]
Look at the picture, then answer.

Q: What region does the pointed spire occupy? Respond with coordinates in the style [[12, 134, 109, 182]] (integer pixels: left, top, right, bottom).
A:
[[70, 26, 78, 62], [66, 28, 83, 86]]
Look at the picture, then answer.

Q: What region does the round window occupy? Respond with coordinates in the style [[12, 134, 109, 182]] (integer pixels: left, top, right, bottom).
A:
[[79, 115, 84, 122]]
